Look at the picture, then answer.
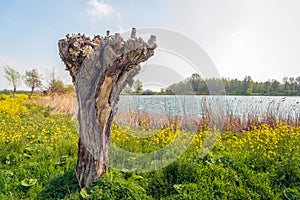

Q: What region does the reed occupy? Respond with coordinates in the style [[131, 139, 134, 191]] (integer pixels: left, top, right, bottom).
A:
[[35, 94, 300, 132], [34, 93, 77, 118]]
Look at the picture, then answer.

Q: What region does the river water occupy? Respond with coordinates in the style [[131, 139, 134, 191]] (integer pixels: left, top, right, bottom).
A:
[[118, 95, 300, 119]]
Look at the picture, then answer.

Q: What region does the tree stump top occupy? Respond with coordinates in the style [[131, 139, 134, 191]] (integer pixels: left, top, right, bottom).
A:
[[58, 28, 157, 82]]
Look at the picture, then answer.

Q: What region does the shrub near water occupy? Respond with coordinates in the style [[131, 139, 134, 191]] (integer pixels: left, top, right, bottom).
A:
[[0, 94, 299, 199]]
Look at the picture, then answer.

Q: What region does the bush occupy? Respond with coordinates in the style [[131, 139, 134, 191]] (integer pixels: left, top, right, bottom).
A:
[[38, 170, 79, 199], [79, 171, 151, 200]]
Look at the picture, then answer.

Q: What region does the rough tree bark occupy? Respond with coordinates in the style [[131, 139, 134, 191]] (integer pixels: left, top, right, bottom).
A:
[[58, 28, 156, 188]]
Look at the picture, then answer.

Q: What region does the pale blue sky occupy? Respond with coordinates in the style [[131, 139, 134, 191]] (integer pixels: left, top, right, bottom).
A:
[[1, 0, 300, 90]]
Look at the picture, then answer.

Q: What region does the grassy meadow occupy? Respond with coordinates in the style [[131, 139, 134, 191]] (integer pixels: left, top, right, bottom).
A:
[[0, 94, 299, 199]]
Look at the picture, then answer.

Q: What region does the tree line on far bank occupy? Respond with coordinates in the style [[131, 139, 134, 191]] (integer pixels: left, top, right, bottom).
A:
[[165, 74, 300, 96], [2, 66, 74, 97], [122, 73, 300, 96]]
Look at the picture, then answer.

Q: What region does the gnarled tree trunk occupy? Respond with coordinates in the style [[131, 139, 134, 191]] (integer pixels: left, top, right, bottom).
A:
[[58, 28, 156, 187]]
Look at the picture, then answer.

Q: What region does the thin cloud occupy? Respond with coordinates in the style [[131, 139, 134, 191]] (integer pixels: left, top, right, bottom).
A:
[[86, 0, 120, 19]]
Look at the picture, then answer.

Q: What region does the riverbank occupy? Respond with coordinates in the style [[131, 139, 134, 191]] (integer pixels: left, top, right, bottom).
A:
[[0, 94, 299, 199]]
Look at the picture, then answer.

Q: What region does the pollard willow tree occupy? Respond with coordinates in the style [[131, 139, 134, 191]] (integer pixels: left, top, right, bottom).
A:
[[58, 28, 156, 187]]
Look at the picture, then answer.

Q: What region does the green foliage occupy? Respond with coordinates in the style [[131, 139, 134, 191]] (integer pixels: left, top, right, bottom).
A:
[[0, 94, 299, 199], [167, 73, 300, 96], [21, 178, 37, 187], [3, 65, 21, 96], [133, 79, 143, 94], [38, 170, 79, 199], [65, 84, 75, 93], [78, 171, 151, 200], [24, 69, 42, 95], [48, 79, 66, 94], [47, 80, 76, 95]]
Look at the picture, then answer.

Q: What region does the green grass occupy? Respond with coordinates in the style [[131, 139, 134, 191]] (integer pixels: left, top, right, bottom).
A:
[[0, 94, 299, 199]]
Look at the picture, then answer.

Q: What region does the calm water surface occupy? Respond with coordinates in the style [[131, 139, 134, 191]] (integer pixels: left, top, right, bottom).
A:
[[118, 95, 300, 119]]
